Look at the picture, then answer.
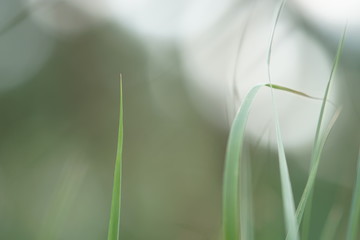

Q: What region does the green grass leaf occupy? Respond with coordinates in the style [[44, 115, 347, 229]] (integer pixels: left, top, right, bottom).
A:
[[223, 83, 262, 240], [267, 1, 299, 239], [107, 75, 124, 240], [264, 84, 322, 101], [298, 107, 342, 240], [294, 26, 347, 233], [346, 147, 360, 240], [240, 143, 254, 240]]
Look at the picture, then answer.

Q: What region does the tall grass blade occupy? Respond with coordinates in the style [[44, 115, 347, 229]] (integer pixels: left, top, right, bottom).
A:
[[267, 1, 299, 239], [300, 108, 343, 240], [267, 0, 287, 68], [223, 84, 262, 240], [107, 76, 124, 240], [346, 147, 360, 240], [294, 26, 347, 232]]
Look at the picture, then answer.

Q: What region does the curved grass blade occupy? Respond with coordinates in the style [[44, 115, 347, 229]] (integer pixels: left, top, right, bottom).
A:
[[223, 83, 263, 240], [265, 84, 322, 101], [107, 75, 124, 240], [267, 1, 299, 239], [346, 146, 360, 240]]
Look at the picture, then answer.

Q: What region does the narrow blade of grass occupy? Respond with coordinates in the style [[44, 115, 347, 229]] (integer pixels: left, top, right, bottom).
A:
[[299, 108, 343, 240], [346, 146, 360, 240], [107, 76, 124, 240], [267, 0, 287, 67], [283, 106, 342, 240], [294, 26, 347, 231], [267, 1, 299, 239], [273, 111, 299, 240], [265, 84, 323, 101]]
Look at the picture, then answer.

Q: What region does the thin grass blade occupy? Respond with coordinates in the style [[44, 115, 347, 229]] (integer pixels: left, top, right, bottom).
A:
[[107, 76, 124, 240], [267, 1, 299, 239], [265, 84, 323, 101], [294, 26, 347, 230], [299, 107, 342, 240]]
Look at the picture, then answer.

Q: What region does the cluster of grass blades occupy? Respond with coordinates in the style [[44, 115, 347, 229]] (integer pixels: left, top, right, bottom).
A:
[[222, 1, 353, 240], [1, 2, 359, 240], [223, 82, 317, 240]]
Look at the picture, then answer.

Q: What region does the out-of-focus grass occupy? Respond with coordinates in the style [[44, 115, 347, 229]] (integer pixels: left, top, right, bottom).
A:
[[0, 2, 359, 240], [320, 206, 343, 240], [37, 160, 88, 240], [346, 147, 360, 240]]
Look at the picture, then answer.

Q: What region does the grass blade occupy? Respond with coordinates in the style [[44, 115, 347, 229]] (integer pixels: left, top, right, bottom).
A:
[[107, 75, 124, 240], [267, 1, 299, 239], [267, 0, 287, 68], [265, 84, 322, 101], [240, 145, 254, 240], [223, 84, 263, 240], [346, 147, 360, 240], [294, 26, 347, 232], [299, 107, 342, 240], [273, 112, 299, 240]]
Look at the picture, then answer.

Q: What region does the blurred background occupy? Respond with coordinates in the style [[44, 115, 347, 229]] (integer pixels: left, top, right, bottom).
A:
[[0, 0, 360, 239]]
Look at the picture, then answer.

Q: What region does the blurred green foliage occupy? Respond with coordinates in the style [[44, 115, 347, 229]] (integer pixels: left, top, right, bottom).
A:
[[0, 1, 360, 240]]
